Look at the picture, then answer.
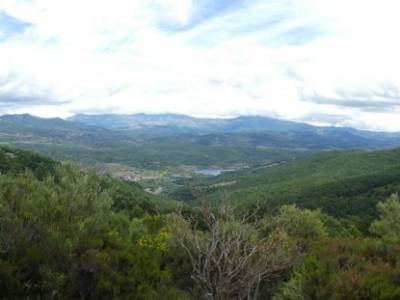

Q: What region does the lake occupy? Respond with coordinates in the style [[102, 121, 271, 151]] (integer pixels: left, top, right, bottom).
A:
[[194, 168, 234, 176]]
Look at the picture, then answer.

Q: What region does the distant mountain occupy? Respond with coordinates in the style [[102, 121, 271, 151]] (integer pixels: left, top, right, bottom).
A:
[[69, 113, 314, 133], [70, 113, 400, 148], [0, 114, 135, 145], [1, 113, 400, 169], [70, 113, 207, 130]]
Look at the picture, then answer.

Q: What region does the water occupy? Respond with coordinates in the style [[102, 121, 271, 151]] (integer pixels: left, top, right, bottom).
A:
[[194, 169, 233, 176]]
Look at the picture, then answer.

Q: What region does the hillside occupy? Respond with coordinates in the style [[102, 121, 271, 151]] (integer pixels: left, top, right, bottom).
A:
[[0, 114, 130, 145], [0, 114, 307, 169], [2, 114, 400, 173], [179, 148, 400, 219], [0, 146, 58, 178], [1, 148, 400, 299], [0, 146, 175, 214]]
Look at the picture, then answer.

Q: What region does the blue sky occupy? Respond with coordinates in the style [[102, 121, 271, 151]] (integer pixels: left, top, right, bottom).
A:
[[0, 11, 31, 40], [0, 0, 400, 131]]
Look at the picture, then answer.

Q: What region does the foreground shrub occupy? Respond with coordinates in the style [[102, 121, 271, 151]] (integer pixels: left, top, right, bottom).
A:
[[173, 204, 300, 300]]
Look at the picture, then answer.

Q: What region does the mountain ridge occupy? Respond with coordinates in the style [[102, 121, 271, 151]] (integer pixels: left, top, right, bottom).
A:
[[69, 113, 400, 136], [2, 113, 400, 169]]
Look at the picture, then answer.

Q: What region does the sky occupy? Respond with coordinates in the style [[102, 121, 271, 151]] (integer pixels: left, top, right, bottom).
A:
[[0, 0, 400, 131]]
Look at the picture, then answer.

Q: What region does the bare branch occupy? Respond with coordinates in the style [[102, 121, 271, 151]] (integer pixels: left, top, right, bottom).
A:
[[175, 201, 299, 300]]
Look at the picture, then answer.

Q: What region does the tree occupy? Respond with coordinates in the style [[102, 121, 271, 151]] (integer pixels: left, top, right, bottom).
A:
[[0, 165, 185, 299], [264, 205, 328, 250], [370, 194, 400, 247], [174, 203, 298, 300], [274, 237, 400, 300]]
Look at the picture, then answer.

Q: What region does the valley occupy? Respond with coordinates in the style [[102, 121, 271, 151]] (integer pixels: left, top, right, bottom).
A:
[[3, 0, 400, 297], [1, 114, 400, 299], [0, 114, 398, 163], [4, 113, 400, 200]]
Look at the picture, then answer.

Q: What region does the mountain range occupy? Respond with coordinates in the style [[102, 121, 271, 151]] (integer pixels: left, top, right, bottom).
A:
[[1, 113, 400, 169], [70, 113, 400, 141]]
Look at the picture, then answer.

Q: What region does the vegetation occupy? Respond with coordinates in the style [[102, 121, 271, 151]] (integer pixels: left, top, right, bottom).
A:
[[174, 204, 299, 299], [1, 146, 400, 299], [272, 196, 400, 300], [184, 149, 400, 221], [0, 114, 311, 169], [3, 113, 400, 171], [0, 146, 58, 179]]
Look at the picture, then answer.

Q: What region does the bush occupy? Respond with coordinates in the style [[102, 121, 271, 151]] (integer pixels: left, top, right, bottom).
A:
[[0, 165, 185, 299]]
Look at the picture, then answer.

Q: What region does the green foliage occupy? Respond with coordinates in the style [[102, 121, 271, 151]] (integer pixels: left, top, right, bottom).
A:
[[0, 146, 58, 179], [320, 214, 362, 237], [100, 175, 158, 218], [275, 238, 400, 300], [274, 197, 400, 300], [264, 205, 362, 253], [2, 146, 400, 299], [0, 165, 185, 299], [268, 205, 328, 241], [198, 149, 400, 219], [370, 194, 400, 247]]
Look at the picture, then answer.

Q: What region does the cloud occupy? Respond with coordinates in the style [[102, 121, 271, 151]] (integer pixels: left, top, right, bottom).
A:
[[307, 96, 399, 113], [0, 10, 31, 40], [0, 0, 400, 130], [300, 112, 354, 127], [302, 84, 400, 113], [0, 71, 69, 112], [158, 0, 244, 32]]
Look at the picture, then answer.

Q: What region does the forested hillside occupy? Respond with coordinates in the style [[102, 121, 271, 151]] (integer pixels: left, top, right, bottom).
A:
[[1, 146, 400, 299], [177, 149, 400, 221]]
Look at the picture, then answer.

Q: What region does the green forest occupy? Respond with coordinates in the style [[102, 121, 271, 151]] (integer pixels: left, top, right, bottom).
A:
[[178, 149, 400, 221], [1, 146, 400, 299]]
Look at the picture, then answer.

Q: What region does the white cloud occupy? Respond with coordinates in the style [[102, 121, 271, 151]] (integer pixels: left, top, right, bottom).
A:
[[0, 0, 400, 131]]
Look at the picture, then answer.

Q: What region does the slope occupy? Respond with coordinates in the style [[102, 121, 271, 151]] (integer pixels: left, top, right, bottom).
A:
[[185, 148, 400, 218], [0, 146, 176, 214]]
